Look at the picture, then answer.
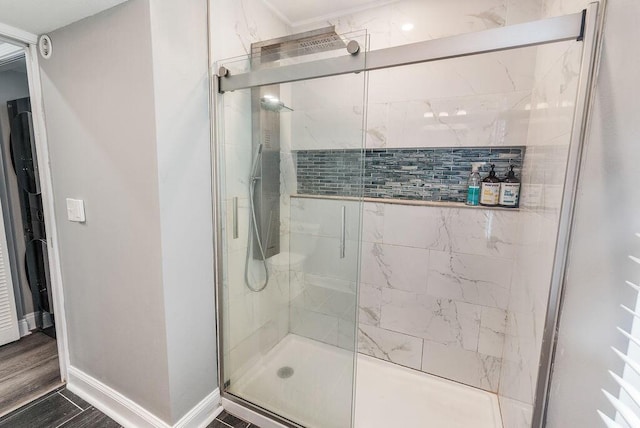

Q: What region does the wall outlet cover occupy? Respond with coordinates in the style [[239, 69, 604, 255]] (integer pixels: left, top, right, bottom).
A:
[[66, 198, 85, 222]]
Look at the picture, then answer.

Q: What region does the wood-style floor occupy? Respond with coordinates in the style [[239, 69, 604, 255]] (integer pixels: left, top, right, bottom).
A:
[[0, 332, 62, 417], [0, 387, 119, 427], [0, 386, 258, 428]]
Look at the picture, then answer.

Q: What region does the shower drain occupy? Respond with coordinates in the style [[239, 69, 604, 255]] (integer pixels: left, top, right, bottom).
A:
[[277, 366, 294, 379]]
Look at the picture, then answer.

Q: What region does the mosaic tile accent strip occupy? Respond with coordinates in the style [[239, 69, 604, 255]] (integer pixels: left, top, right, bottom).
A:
[[295, 147, 524, 202]]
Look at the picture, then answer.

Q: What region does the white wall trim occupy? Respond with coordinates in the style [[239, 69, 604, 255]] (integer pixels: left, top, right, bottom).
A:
[[24, 43, 70, 382], [17, 319, 30, 337], [18, 311, 54, 336], [174, 389, 223, 428], [68, 366, 221, 428], [0, 23, 37, 45], [0, 25, 70, 385], [68, 366, 170, 428]]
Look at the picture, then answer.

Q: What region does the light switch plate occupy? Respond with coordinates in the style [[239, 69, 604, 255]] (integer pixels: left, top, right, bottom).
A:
[[66, 198, 86, 222]]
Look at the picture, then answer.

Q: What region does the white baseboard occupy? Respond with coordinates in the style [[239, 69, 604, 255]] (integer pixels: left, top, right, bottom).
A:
[[18, 311, 53, 337], [174, 389, 223, 428], [18, 319, 31, 337], [67, 366, 221, 428]]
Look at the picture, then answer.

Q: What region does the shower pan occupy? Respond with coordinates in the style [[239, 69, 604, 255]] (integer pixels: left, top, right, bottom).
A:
[[213, 4, 603, 427]]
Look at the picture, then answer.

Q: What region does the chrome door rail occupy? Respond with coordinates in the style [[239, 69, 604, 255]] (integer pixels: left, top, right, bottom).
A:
[[532, 2, 606, 427], [218, 12, 584, 93]]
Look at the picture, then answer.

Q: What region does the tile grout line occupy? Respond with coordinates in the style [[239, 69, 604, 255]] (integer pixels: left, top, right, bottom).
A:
[[214, 419, 235, 428], [0, 387, 62, 423], [53, 407, 85, 428], [57, 391, 85, 411]]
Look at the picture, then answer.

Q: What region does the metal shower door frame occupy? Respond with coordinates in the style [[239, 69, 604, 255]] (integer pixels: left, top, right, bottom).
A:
[[211, 3, 605, 427]]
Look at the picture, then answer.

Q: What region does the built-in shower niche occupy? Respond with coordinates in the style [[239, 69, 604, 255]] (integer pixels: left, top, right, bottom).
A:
[[294, 147, 525, 203]]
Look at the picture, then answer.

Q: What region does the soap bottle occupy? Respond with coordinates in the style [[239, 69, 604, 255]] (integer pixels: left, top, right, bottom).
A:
[[499, 165, 521, 208], [466, 162, 484, 206], [480, 164, 501, 206]]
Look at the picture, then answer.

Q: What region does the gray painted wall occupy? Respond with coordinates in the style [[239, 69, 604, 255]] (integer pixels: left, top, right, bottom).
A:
[[0, 66, 32, 320], [148, 0, 217, 421], [39, 0, 173, 421], [546, 0, 640, 426], [39, 0, 216, 423]]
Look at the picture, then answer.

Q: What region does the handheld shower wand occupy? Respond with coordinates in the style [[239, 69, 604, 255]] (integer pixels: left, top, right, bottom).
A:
[[245, 143, 270, 292]]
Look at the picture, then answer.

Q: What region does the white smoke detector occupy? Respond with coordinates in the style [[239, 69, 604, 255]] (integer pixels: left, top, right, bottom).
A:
[[39, 35, 52, 59]]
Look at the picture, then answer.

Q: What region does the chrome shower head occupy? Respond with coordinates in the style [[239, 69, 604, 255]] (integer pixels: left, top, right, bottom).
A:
[[260, 96, 293, 112]]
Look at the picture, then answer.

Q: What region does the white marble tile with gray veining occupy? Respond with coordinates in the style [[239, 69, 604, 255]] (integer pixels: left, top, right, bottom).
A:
[[362, 202, 385, 243], [379, 289, 481, 351], [358, 324, 423, 370], [359, 282, 382, 327], [360, 242, 429, 293], [478, 307, 508, 358], [422, 341, 502, 392], [427, 250, 513, 309]]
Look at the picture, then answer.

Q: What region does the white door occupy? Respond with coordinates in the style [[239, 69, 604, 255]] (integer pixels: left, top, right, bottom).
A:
[[0, 198, 20, 346]]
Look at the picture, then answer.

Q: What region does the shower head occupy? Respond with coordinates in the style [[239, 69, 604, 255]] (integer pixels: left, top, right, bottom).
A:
[[252, 26, 346, 63], [260, 96, 293, 112]]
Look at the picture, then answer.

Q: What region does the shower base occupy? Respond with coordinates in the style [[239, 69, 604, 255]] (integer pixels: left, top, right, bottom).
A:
[[228, 334, 503, 428]]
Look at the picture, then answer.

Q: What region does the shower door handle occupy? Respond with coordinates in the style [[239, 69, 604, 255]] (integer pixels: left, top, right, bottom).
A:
[[232, 197, 239, 239], [340, 206, 346, 259]]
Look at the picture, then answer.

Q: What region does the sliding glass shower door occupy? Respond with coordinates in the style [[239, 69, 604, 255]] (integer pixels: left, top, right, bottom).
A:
[[215, 30, 368, 428]]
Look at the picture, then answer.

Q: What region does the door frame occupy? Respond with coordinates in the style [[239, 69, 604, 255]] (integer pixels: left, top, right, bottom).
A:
[[0, 23, 70, 382]]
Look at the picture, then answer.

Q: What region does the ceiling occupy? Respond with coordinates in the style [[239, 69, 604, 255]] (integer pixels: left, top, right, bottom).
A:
[[0, 0, 128, 35], [263, 0, 398, 26]]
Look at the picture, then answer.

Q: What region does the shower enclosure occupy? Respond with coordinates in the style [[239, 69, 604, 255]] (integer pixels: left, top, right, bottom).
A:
[[212, 2, 603, 427]]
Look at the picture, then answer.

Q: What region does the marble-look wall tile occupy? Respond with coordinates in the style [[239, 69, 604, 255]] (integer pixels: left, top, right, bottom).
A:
[[382, 204, 447, 249], [210, 0, 290, 63], [380, 289, 481, 351], [499, 396, 533, 428], [358, 283, 382, 327], [376, 92, 531, 149], [427, 250, 512, 310], [422, 341, 501, 391], [362, 202, 385, 243], [360, 242, 429, 293], [291, 306, 339, 347], [506, 0, 542, 24], [358, 324, 423, 370], [478, 307, 508, 358]]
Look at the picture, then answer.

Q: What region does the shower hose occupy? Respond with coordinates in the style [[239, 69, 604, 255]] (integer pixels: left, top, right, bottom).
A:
[[244, 144, 270, 292]]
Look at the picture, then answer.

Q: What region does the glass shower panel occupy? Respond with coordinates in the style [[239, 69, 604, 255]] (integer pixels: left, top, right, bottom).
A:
[[217, 31, 367, 428]]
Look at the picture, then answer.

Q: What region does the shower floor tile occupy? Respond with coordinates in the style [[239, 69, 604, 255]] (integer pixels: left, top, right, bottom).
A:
[[230, 333, 503, 428]]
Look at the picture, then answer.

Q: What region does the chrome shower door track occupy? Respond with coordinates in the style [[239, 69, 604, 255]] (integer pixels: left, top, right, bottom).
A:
[[217, 12, 585, 93]]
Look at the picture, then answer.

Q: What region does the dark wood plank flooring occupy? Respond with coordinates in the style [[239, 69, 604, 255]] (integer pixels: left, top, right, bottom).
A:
[[208, 410, 261, 428], [0, 386, 261, 428], [0, 332, 62, 417], [0, 387, 120, 427]]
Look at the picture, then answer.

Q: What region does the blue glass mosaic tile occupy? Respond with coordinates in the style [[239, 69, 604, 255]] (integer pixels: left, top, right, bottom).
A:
[[295, 147, 524, 202]]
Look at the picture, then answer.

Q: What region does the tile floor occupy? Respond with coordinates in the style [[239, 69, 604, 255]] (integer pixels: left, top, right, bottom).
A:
[[0, 386, 118, 427], [0, 387, 258, 428], [209, 410, 261, 428], [0, 332, 61, 417]]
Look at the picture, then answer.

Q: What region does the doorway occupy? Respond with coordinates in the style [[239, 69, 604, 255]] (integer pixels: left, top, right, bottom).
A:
[[0, 40, 62, 417]]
